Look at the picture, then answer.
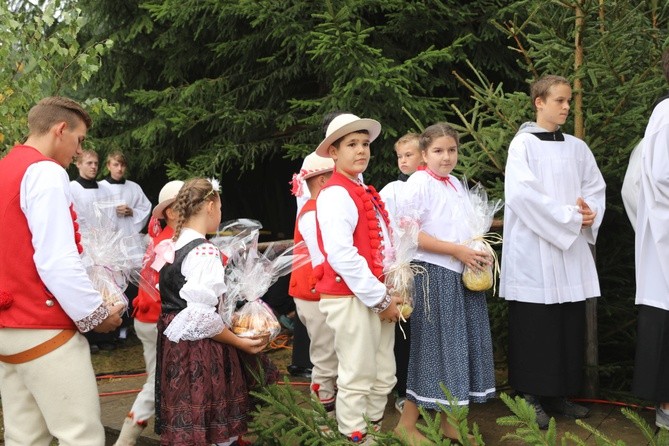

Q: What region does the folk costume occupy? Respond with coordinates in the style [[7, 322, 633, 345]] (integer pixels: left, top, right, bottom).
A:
[[289, 198, 338, 411], [0, 145, 110, 445], [500, 122, 606, 397], [155, 228, 278, 445], [315, 170, 396, 439], [633, 97, 669, 404], [398, 169, 496, 410]]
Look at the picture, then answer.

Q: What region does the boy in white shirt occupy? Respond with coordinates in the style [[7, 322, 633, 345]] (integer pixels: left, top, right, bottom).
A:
[[314, 113, 402, 443]]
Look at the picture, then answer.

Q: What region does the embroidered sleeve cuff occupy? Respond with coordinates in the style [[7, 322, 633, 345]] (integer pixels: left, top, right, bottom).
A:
[[371, 294, 392, 314], [75, 303, 110, 333]]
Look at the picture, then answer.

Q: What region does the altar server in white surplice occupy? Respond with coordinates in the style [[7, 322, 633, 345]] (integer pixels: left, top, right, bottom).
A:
[[500, 74, 606, 429], [632, 47, 669, 431]]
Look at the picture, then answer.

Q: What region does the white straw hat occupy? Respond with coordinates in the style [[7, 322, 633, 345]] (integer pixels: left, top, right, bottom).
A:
[[152, 180, 184, 218], [315, 113, 382, 157]]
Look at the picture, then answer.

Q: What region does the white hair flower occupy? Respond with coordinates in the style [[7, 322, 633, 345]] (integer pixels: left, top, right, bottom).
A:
[[207, 177, 221, 192]]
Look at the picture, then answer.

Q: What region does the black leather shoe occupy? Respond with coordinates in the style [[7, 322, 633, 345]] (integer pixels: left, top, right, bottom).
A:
[[287, 365, 312, 378]]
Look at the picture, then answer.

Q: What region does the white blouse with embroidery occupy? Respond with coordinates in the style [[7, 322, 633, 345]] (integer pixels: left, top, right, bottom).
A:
[[159, 228, 227, 342]]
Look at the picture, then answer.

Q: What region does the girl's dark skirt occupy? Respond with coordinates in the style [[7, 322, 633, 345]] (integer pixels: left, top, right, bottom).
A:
[[406, 262, 496, 410], [507, 300, 586, 397], [155, 313, 278, 446], [632, 304, 669, 402]]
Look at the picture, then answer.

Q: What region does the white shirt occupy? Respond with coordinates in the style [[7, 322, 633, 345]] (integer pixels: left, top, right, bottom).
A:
[[500, 125, 606, 304], [379, 180, 405, 231], [316, 183, 390, 307], [636, 99, 669, 310], [99, 179, 151, 236], [397, 171, 472, 273], [163, 228, 227, 341], [297, 209, 324, 267], [21, 162, 105, 324]]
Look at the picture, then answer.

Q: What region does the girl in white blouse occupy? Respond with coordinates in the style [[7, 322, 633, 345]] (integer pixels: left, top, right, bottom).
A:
[[154, 178, 277, 446]]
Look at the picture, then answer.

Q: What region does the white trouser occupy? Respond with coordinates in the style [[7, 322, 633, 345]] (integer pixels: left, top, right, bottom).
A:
[[128, 319, 157, 423], [319, 297, 396, 436], [0, 328, 105, 446], [294, 298, 338, 401]]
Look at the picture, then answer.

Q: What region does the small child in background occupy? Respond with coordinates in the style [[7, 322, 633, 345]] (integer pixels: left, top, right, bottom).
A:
[[379, 132, 423, 219], [113, 180, 183, 445], [395, 123, 496, 445], [379, 132, 424, 415], [315, 113, 402, 443], [154, 178, 278, 446], [288, 151, 338, 414]]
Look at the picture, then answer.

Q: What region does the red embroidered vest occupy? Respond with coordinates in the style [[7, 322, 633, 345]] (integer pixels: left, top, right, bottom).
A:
[[288, 200, 320, 301], [0, 146, 77, 329], [314, 171, 389, 296]]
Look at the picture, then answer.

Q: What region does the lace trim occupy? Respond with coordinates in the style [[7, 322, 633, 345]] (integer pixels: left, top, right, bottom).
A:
[[75, 303, 110, 332]]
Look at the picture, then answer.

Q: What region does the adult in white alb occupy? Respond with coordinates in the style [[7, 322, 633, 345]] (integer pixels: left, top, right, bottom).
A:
[[100, 150, 151, 236], [632, 47, 669, 430], [70, 149, 111, 230]]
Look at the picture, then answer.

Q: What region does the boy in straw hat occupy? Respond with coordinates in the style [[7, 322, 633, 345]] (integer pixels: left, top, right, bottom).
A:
[[114, 180, 184, 445], [314, 114, 402, 443], [289, 152, 338, 417]]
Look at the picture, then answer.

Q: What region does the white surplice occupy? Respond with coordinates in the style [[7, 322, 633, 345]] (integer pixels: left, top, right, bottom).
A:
[[500, 123, 606, 304], [636, 99, 669, 311]]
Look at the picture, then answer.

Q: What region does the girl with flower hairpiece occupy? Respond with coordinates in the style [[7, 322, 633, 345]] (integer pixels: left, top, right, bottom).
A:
[[152, 177, 278, 446]]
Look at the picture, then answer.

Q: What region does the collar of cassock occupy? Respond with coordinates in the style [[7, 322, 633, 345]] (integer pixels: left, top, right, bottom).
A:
[[75, 176, 98, 189], [530, 130, 565, 141], [105, 175, 126, 184]]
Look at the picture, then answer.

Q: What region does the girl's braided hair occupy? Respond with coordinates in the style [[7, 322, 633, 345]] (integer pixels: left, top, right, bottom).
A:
[[171, 178, 219, 241]]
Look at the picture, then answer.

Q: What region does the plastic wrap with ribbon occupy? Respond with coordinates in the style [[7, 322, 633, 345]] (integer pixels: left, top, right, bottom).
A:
[[460, 181, 503, 293]]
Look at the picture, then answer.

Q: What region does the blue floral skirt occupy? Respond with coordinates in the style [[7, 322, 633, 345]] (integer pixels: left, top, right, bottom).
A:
[[406, 261, 495, 410]]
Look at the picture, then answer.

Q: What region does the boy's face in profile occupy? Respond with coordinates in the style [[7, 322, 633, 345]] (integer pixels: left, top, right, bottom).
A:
[[395, 141, 422, 175], [328, 131, 370, 181], [536, 83, 572, 131], [107, 158, 127, 181], [53, 120, 87, 168]]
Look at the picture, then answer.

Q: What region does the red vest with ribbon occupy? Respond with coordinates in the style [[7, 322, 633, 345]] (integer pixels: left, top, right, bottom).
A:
[[133, 225, 175, 323], [314, 171, 389, 296], [0, 145, 79, 330], [288, 199, 320, 301]]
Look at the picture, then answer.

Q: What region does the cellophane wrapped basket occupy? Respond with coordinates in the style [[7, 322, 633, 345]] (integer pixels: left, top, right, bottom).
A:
[[79, 206, 146, 309], [461, 181, 503, 292], [383, 214, 422, 323], [211, 220, 310, 342]]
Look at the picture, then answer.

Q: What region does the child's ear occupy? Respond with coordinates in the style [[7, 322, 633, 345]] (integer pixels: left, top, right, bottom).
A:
[[327, 145, 337, 159]]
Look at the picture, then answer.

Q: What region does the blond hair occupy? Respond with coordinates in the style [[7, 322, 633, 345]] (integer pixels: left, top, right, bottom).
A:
[[530, 75, 570, 111], [394, 132, 420, 151], [171, 178, 220, 240], [76, 149, 98, 165], [106, 149, 127, 166], [27, 97, 92, 136], [419, 123, 459, 151]]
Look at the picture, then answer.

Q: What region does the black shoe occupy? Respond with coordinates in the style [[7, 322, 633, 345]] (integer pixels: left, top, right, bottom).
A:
[[542, 397, 590, 419], [523, 394, 550, 430], [287, 365, 312, 378], [89, 344, 100, 354]]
